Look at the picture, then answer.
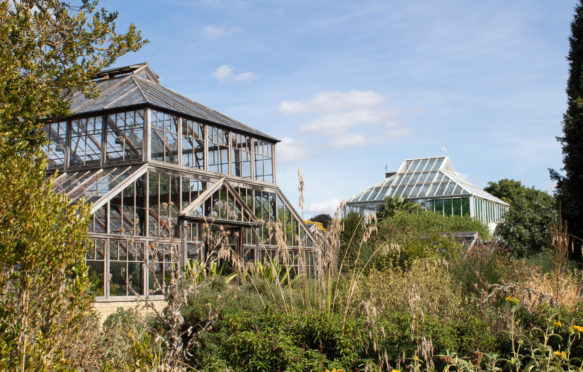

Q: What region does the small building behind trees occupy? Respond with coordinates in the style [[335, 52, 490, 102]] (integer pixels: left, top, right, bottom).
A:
[[44, 63, 317, 301], [345, 156, 509, 229]]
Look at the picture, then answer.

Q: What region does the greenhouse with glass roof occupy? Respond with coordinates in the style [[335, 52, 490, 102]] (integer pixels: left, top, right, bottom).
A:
[[44, 63, 317, 301], [345, 156, 509, 228]]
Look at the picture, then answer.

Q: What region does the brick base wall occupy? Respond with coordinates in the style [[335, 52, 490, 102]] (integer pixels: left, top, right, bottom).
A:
[[92, 300, 167, 324]]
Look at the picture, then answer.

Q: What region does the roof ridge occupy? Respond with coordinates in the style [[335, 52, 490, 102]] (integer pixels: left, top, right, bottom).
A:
[[72, 74, 133, 113], [134, 75, 278, 141]]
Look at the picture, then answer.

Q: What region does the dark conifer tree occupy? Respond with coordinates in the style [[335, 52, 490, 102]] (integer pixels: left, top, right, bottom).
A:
[[551, 0, 583, 251]]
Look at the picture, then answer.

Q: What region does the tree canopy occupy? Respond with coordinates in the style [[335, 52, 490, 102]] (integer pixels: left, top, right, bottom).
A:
[[0, 0, 145, 153], [309, 213, 332, 229], [377, 195, 421, 220], [0, 0, 145, 368], [551, 0, 583, 250], [485, 179, 556, 257]]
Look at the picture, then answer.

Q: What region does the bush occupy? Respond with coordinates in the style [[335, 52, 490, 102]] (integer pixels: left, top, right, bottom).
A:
[[100, 308, 161, 369]]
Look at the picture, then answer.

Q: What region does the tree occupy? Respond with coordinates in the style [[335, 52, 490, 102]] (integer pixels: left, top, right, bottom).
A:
[[310, 213, 332, 229], [377, 195, 421, 220], [0, 0, 145, 368], [485, 179, 557, 257], [551, 0, 583, 251]]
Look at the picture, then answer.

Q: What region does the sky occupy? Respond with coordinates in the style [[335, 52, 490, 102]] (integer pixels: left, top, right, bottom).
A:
[[103, 0, 577, 216]]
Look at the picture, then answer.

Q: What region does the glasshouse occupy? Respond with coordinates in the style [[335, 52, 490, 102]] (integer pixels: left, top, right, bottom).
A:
[[45, 63, 317, 301], [345, 156, 509, 227]]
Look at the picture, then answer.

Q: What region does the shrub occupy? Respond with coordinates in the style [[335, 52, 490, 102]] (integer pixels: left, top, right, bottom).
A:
[[100, 308, 161, 370]]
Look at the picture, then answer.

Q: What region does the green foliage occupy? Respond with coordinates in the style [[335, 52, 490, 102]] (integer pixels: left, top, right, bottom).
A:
[[0, 0, 145, 369], [551, 0, 583, 252], [339, 210, 488, 272], [486, 179, 557, 257], [100, 308, 162, 370], [309, 213, 332, 229], [374, 212, 486, 270], [381, 210, 490, 240], [0, 0, 146, 153], [0, 153, 93, 369], [338, 212, 374, 271], [377, 195, 421, 219], [179, 283, 369, 371]]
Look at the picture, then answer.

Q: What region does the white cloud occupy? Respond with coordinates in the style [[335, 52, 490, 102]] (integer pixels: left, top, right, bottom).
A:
[[279, 90, 385, 114], [307, 199, 341, 216], [212, 65, 233, 82], [329, 134, 368, 148], [300, 108, 394, 135], [279, 90, 409, 148], [203, 25, 227, 40], [277, 137, 311, 162], [278, 101, 308, 115], [233, 71, 257, 82], [212, 65, 257, 83], [203, 25, 242, 40]]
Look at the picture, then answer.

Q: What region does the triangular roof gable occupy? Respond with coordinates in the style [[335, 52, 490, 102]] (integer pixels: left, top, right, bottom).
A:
[[179, 178, 259, 224]]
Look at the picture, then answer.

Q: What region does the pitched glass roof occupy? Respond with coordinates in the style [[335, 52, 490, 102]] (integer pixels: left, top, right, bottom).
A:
[[68, 63, 277, 142], [53, 164, 146, 210], [346, 156, 508, 205]]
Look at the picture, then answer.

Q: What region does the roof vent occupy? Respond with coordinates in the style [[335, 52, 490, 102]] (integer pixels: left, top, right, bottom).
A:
[[92, 62, 150, 81], [385, 171, 396, 178]]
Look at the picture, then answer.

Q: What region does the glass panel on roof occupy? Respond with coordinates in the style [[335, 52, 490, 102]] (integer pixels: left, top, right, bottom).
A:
[[418, 184, 430, 197], [434, 181, 449, 197], [426, 158, 437, 171], [444, 182, 456, 196], [394, 184, 407, 196], [390, 174, 403, 186], [420, 172, 434, 184], [400, 174, 412, 184], [409, 160, 420, 172], [407, 184, 421, 198], [70, 165, 143, 205], [416, 159, 428, 172], [371, 186, 390, 201], [452, 184, 464, 195], [53, 169, 96, 195], [359, 188, 378, 202]]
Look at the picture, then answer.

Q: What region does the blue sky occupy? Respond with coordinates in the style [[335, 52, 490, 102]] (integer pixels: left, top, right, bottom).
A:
[[104, 0, 576, 216]]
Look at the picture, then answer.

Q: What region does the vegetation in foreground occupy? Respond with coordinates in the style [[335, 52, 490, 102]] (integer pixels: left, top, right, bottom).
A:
[[2, 208, 579, 371], [1, 0, 582, 371]]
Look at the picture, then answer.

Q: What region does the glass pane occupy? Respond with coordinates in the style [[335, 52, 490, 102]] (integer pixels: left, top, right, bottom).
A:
[[435, 199, 444, 215], [80, 166, 142, 205], [109, 261, 126, 296], [152, 128, 164, 162], [44, 121, 67, 169], [86, 260, 104, 297], [444, 199, 453, 216], [462, 198, 470, 216], [127, 261, 144, 296], [148, 172, 160, 237], [453, 198, 462, 216]]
